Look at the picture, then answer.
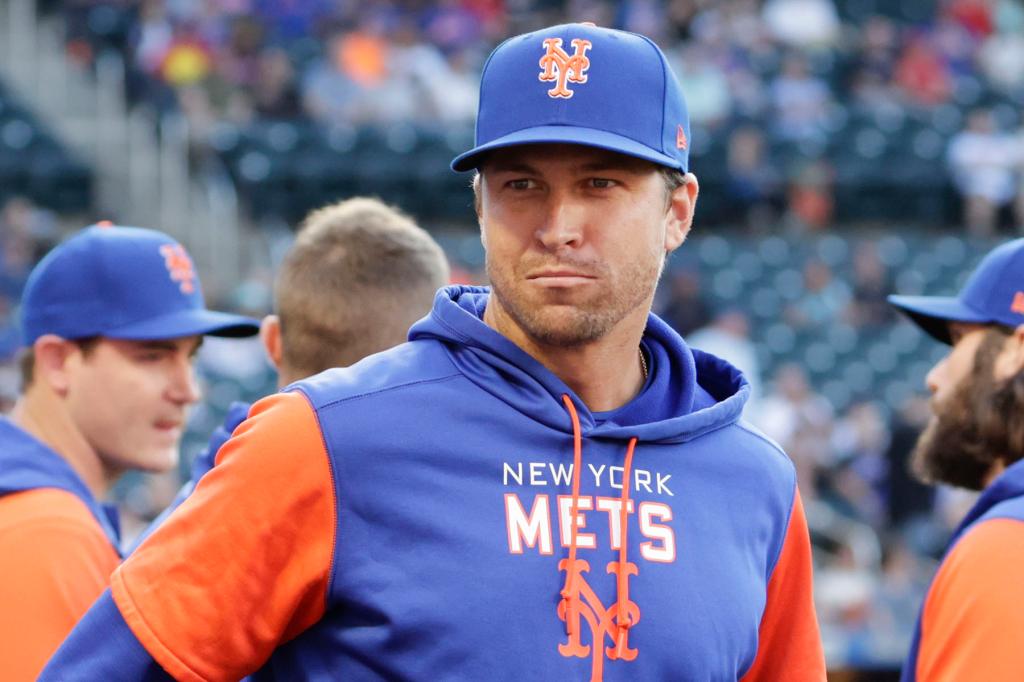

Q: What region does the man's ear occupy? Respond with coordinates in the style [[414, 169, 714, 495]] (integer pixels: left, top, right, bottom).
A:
[[995, 323, 1024, 380], [665, 173, 699, 253], [32, 335, 79, 396], [260, 315, 283, 372]]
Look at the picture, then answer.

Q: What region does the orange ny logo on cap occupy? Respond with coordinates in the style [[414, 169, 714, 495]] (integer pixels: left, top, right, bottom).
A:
[[538, 37, 592, 99], [1012, 291, 1024, 315], [159, 243, 196, 294]]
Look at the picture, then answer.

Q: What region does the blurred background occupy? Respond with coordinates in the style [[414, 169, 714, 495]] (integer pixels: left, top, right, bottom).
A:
[[1, 0, 1022, 678]]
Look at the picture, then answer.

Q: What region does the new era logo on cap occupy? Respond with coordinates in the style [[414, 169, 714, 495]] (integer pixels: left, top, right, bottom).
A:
[[1013, 291, 1024, 315]]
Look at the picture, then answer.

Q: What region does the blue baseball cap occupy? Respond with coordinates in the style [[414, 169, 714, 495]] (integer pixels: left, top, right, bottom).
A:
[[451, 23, 690, 173], [20, 224, 260, 345], [888, 238, 1024, 345]]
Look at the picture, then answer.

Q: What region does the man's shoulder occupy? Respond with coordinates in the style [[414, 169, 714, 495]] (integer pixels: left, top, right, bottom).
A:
[[0, 488, 97, 533], [727, 419, 796, 478], [290, 339, 464, 411], [0, 489, 117, 567]]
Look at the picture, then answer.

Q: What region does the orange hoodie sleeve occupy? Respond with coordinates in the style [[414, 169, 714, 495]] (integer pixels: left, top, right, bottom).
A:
[[0, 488, 120, 681], [741, 488, 826, 682], [916, 517, 1024, 682], [110, 391, 337, 682]]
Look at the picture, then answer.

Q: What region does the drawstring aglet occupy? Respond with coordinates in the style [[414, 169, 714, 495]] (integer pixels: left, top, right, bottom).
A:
[[614, 624, 630, 659]]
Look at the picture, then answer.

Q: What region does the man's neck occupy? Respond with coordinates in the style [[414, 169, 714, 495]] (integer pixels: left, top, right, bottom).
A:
[[484, 301, 648, 412], [10, 390, 112, 499]]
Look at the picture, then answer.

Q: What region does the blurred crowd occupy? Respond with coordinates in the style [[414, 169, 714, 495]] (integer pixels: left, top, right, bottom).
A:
[[56, 0, 1024, 231]]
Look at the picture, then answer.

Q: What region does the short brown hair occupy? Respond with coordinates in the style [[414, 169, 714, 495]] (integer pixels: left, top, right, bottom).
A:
[[18, 337, 101, 391], [276, 197, 449, 377]]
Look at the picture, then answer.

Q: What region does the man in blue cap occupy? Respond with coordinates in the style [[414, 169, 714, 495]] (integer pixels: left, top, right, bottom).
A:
[[889, 238, 1024, 682], [0, 224, 258, 680], [46, 24, 824, 681]]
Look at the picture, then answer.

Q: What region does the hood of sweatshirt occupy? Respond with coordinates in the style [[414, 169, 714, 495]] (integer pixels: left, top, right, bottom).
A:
[[0, 417, 120, 551], [409, 285, 750, 442], [950, 457, 1024, 543]]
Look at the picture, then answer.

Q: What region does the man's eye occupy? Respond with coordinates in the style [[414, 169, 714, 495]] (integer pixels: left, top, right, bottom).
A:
[[590, 178, 615, 189], [508, 179, 533, 190]]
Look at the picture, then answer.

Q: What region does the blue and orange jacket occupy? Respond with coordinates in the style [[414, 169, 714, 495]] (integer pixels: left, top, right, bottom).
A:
[[45, 286, 825, 681], [903, 458, 1024, 682], [0, 418, 121, 681]]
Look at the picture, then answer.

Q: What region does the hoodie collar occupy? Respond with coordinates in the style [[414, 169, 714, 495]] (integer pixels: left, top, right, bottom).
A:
[[410, 285, 749, 443], [950, 457, 1024, 544], [0, 417, 121, 554]]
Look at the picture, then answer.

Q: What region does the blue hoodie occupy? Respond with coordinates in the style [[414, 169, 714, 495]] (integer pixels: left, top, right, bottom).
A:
[[44, 286, 824, 681], [0, 418, 120, 550], [902, 458, 1024, 681]]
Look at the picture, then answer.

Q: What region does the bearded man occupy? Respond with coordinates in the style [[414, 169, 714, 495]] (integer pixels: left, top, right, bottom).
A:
[[889, 237, 1024, 682]]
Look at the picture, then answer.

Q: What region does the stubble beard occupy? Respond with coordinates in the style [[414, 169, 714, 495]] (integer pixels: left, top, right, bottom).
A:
[[910, 331, 1016, 491], [486, 252, 663, 348]]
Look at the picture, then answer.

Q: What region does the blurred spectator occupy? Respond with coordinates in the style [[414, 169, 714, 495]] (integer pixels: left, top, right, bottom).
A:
[[894, 33, 953, 106], [724, 125, 782, 227], [786, 258, 850, 328], [947, 108, 1017, 235], [785, 160, 836, 231], [854, 15, 900, 82], [752, 362, 834, 498], [0, 197, 55, 298], [829, 401, 891, 527], [674, 46, 732, 129], [421, 0, 487, 52], [761, 0, 840, 49], [977, 25, 1024, 93], [770, 53, 831, 142], [816, 538, 877, 666], [687, 309, 762, 407], [302, 28, 419, 124], [944, 0, 995, 38], [250, 47, 303, 119], [389, 21, 477, 123], [885, 395, 936, 528], [845, 241, 895, 328]]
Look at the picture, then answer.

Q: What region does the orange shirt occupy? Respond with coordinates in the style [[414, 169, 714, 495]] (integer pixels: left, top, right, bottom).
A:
[[0, 488, 120, 681], [916, 517, 1024, 681]]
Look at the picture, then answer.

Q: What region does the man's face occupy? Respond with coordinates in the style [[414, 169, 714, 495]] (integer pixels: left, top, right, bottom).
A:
[[64, 336, 202, 475], [478, 144, 694, 348], [912, 323, 1020, 489]]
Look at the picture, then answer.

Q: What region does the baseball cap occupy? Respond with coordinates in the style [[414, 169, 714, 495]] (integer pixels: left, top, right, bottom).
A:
[[451, 23, 690, 173], [20, 224, 260, 345], [888, 238, 1024, 345]]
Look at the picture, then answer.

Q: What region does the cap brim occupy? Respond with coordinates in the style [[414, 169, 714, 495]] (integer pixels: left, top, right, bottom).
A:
[[887, 294, 990, 345], [103, 308, 260, 340], [451, 125, 682, 172]]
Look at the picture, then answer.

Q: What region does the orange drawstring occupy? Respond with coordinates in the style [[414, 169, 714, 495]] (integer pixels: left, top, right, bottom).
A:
[[615, 437, 638, 656], [560, 394, 584, 636], [559, 394, 639, 652]]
